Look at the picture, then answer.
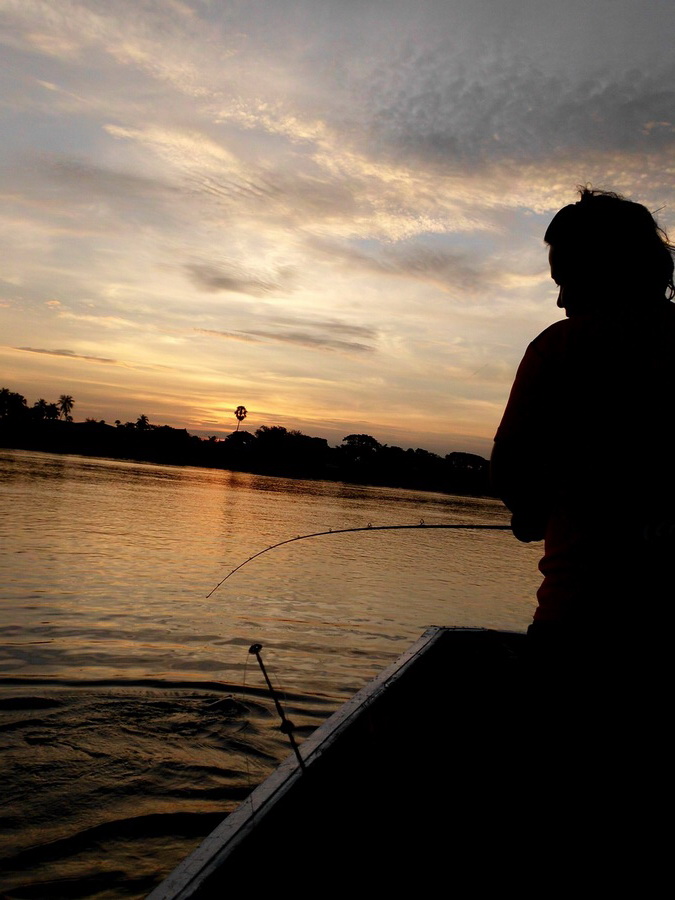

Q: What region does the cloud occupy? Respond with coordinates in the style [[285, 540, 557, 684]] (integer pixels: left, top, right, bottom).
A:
[[307, 235, 511, 296], [2, 0, 674, 456], [249, 330, 374, 353], [13, 346, 178, 372], [0, 0, 223, 97], [105, 120, 368, 232], [195, 325, 375, 354], [56, 311, 141, 330], [195, 329, 258, 344], [268, 315, 377, 340], [185, 262, 293, 296], [3, 154, 181, 228], [15, 347, 117, 364], [195, 307, 379, 352], [362, 48, 675, 166], [49, 157, 177, 201], [104, 124, 238, 172]]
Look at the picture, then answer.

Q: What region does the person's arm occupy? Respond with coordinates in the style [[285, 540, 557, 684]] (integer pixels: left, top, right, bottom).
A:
[[491, 337, 556, 542], [490, 439, 548, 542]]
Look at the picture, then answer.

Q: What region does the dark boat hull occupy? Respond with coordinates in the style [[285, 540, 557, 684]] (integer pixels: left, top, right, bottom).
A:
[[149, 627, 530, 898], [150, 623, 671, 897]]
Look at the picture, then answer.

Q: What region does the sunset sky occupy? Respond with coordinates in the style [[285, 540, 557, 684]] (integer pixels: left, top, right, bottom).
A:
[[1, 0, 673, 456]]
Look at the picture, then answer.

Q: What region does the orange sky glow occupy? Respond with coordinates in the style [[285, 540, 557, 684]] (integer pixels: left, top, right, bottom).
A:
[[1, 1, 674, 456]]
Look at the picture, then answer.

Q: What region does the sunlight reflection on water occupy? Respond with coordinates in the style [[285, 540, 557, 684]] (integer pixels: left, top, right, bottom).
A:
[[0, 449, 541, 896], [1, 449, 539, 690]]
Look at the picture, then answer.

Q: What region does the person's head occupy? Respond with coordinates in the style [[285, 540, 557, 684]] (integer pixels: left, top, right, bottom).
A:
[[544, 187, 674, 316]]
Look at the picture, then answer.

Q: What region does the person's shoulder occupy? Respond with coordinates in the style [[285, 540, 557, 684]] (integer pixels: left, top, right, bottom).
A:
[[531, 319, 569, 341], [527, 319, 570, 355]]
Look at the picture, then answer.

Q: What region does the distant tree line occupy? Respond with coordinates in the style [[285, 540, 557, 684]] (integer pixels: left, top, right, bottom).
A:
[[0, 388, 490, 496], [1, 388, 74, 422]]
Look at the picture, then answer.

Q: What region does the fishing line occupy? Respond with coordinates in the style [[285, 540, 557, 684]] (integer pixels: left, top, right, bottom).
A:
[[250, 643, 305, 771], [241, 650, 255, 810], [207, 522, 512, 598]]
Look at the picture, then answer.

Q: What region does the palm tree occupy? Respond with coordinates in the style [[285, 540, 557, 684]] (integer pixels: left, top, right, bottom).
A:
[[58, 395, 74, 420], [0, 388, 27, 420], [136, 414, 150, 430], [32, 398, 49, 420], [234, 405, 247, 432]]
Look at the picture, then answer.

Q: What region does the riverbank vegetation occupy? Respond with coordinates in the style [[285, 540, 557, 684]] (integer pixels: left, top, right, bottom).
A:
[[0, 387, 489, 495]]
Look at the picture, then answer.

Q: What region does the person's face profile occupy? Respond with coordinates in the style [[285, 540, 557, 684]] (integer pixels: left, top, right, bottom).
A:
[[548, 246, 566, 311]]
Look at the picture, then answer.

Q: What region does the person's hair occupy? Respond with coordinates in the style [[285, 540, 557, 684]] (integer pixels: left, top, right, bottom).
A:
[[544, 187, 675, 302]]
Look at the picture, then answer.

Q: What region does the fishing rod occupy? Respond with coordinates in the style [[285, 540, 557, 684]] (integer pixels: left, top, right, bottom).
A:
[[249, 642, 305, 771], [206, 522, 512, 597]]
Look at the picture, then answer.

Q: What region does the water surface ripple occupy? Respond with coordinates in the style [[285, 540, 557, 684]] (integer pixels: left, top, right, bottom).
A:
[[0, 450, 539, 896]]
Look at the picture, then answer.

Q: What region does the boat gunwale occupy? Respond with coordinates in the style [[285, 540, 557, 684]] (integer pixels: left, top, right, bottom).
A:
[[149, 625, 498, 899]]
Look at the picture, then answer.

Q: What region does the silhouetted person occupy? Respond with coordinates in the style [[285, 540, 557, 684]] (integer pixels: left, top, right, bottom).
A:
[[492, 188, 675, 659], [490, 190, 675, 891]]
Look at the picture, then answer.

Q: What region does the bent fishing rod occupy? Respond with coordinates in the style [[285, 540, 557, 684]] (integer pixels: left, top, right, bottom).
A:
[[207, 521, 512, 597]]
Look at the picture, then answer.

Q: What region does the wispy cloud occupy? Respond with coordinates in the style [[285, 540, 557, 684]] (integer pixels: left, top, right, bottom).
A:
[[13, 346, 178, 372], [308, 237, 498, 295], [185, 262, 293, 297], [195, 327, 375, 354], [195, 329, 258, 344], [1, 0, 674, 453], [268, 315, 377, 340], [15, 347, 118, 364]]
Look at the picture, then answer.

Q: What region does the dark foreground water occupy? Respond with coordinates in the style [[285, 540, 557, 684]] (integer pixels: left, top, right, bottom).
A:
[[0, 450, 540, 897]]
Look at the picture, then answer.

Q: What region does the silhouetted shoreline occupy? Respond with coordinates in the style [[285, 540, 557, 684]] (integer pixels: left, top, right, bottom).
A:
[[0, 388, 490, 496]]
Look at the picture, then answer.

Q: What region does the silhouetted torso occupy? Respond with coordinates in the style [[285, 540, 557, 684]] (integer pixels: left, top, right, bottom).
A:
[[496, 299, 675, 625]]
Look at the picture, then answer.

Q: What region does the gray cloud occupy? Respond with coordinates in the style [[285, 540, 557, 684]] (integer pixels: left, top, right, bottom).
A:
[[3, 0, 673, 455], [195, 329, 259, 344], [185, 262, 294, 296], [308, 236, 494, 295], [14, 346, 179, 372], [248, 329, 373, 353], [187, 171, 279, 205], [267, 315, 377, 340], [183, 163, 363, 232], [2, 154, 181, 231], [49, 157, 176, 200], [195, 325, 374, 354], [16, 347, 117, 364], [363, 50, 675, 165], [371, 246, 489, 294]]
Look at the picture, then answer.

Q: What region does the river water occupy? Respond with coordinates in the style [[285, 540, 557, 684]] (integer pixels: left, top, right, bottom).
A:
[[0, 449, 541, 897]]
